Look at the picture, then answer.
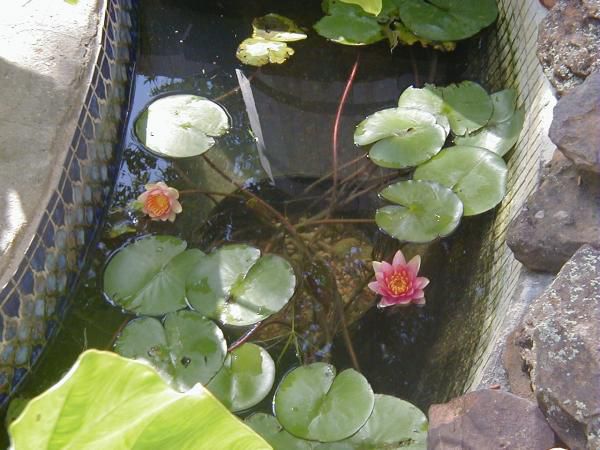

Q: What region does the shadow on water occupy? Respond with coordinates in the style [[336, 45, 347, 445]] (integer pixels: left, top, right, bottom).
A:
[[2, 0, 498, 442]]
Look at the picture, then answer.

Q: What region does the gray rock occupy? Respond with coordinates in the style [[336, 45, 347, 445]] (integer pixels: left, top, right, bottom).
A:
[[427, 389, 556, 450], [537, 0, 600, 96], [512, 245, 600, 450], [550, 71, 600, 174], [507, 158, 600, 272]]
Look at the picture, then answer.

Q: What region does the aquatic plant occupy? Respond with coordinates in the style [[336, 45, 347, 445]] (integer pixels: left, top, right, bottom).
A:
[[133, 181, 182, 222], [8, 351, 268, 449], [369, 249, 429, 308]]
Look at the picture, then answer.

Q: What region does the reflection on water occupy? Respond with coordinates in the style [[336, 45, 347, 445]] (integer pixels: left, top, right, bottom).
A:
[[6, 0, 495, 433]]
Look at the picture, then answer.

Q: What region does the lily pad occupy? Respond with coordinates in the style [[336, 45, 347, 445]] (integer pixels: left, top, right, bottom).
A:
[[207, 343, 275, 412], [236, 37, 295, 67], [315, 1, 384, 45], [135, 94, 230, 158], [252, 14, 307, 42], [395, 0, 498, 42], [455, 89, 524, 156], [376, 180, 463, 243], [114, 310, 227, 391], [387, 22, 456, 52], [103, 236, 205, 315], [246, 413, 315, 450], [397, 85, 450, 135], [340, 0, 382, 15], [274, 363, 374, 442], [441, 81, 493, 136], [8, 350, 269, 450], [186, 244, 296, 326], [413, 145, 508, 216]]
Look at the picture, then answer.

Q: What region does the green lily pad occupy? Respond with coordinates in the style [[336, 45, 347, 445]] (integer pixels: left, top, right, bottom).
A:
[[274, 363, 374, 442], [236, 37, 295, 66], [386, 22, 456, 52], [340, 0, 382, 15], [397, 85, 450, 135], [441, 81, 493, 136], [315, 1, 384, 45], [413, 145, 508, 216], [246, 413, 315, 450], [114, 311, 227, 391], [103, 236, 205, 315], [135, 94, 230, 158], [187, 244, 296, 326], [252, 14, 307, 42], [455, 89, 524, 156], [395, 0, 498, 42], [376, 180, 463, 243], [8, 350, 269, 450], [207, 343, 275, 412]]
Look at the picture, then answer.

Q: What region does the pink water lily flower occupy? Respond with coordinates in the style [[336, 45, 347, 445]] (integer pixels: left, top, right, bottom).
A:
[[368, 250, 429, 308], [136, 181, 182, 222]]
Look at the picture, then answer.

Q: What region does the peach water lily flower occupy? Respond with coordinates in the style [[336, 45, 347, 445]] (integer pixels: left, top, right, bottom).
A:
[[368, 250, 429, 308], [136, 181, 182, 222]]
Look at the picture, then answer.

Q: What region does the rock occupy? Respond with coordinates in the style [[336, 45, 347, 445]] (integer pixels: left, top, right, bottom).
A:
[[507, 159, 600, 272], [537, 0, 600, 96], [549, 71, 600, 174], [427, 389, 556, 450], [512, 245, 600, 450]]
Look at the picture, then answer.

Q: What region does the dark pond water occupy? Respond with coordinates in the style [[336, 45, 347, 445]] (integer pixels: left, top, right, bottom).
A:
[[2, 0, 497, 442]]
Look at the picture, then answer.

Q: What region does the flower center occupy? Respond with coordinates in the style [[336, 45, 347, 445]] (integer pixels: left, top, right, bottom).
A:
[[388, 270, 411, 295], [146, 192, 170, 217]]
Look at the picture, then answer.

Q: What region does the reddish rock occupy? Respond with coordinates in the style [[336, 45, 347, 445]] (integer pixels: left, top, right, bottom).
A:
[[427, 389, 556, 450]]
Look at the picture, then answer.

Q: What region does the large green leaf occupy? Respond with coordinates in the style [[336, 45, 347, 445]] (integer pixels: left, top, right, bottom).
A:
[[376, 180, 463, 243], [413, 145, 508, 216], [455, 89, 524, 157], [8, 350, 270, 450], [207, 343, 276, 412], [186, 244, 296, 326], [441, 81, 493, 136], [114, 311, 227, 391], [274, 363, 374, 442], [395, 0, 498, 42], [397, 85, 450, 135], [103, 236, 205, 315], [246, 414, 315, 450], [252, 14, 307, 42], [135, 94, 230, 158], [314, 1, 384, 45], [340, 0, 382, 15]]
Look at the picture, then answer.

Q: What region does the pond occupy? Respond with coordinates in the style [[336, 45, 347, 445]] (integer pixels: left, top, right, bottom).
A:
[[4, 0, 507, 445]]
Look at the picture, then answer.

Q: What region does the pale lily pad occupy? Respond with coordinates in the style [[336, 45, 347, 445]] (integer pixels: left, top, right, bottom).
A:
[[315, 1, 384, 45], [340, 0, 382, 15], [236, 37, 295, 67], [246, 413, 315, 450], [274, 363, 374, 442], [8, 350, 269, 450], [103, 236, 205, 315], [397, 85, 450, 135], [376, 180, 463, 243], [395, 0, 498, 42], [114, 310, 227, 391], [441, 81, 493, 136], [455, 89, 524, 156], [207, 343, 275, 412], [414, 145, 508, 216], [135, 94, 230, 158], [186, 244, 296, 326], [252, 14, 307, 42]]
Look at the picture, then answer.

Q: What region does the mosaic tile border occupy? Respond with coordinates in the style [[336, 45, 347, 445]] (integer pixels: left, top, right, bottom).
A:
[[0, 0, 137, 406]]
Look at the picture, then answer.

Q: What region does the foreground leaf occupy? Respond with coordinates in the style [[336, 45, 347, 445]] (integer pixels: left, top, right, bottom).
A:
[[376, 180, 463, 243], [441, 81, 493, 136], [207, 343, 276, 412], [413, 145, 508, 216], [114, 311, 227, 390], [455, 89, 524, 156], [274, 363, 374, 442], [253, 14, 307, 42], [397, 85, 450, 135], [135, 94, 230, 158], [236, 37, 295, 67], [315, 1, 384, 45], [340, 0, 382, 15], [8, 350, 270, 450], [103, 236, 205, 315]]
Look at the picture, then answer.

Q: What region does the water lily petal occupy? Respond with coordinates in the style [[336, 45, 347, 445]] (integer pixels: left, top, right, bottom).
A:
[[407, 255, 421, 274], [413, 297, 426, 306], [379, 261, 394, 276], [415, 277, 430, 289], [372, 261, 383, 272], [392, 250, 406, 267], [368, 281, 385, 295]]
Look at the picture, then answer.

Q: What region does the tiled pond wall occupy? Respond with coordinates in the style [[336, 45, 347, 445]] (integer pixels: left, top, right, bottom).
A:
[[0, 0, 137, 406]]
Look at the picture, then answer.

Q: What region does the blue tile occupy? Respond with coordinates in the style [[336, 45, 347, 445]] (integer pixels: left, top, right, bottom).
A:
[[82, 115, 94, 141], [42, 221, 55, 248], [2, 293, 20, 318], [88, 93, 100, 119], [108, 4, 116, 22], [52, 201, 65, 227], [62, 180, 73, 203], [76, 136, 88, 160], [18, 272, 34, 296], [12, 368, 27, 388], [0, 315, 3, 340], [47, 191, 59, 213], [105, 41, 114, 60], [101, 56, 111, 80], [0, 280, 15, 301], [96, 78, 106, 99], [31, 245, 45, 271]]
